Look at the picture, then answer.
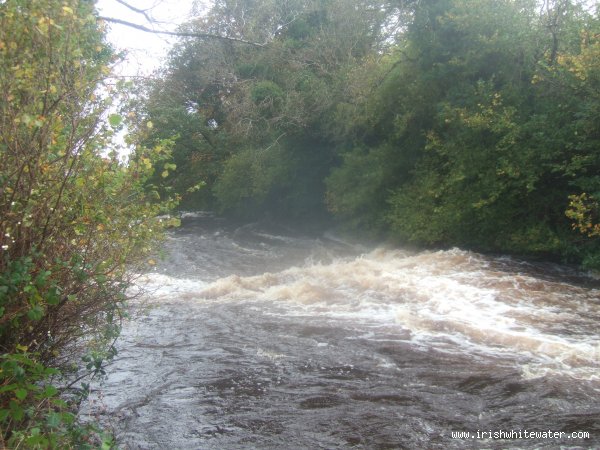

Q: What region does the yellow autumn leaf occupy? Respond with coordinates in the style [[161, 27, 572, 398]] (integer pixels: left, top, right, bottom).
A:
[[140, 156, 152, 170]]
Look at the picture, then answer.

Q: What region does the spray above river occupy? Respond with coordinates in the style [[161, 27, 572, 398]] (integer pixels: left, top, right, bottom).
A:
[[83, 213, 600, 449]]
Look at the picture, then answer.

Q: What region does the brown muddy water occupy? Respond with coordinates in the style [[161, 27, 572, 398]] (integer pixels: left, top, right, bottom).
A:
[[81, 213, 600, 449]]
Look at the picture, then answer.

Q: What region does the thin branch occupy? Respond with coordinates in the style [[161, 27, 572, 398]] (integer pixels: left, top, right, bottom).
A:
[[115, 0, 156, 24], [262, 132, 287, 153], [98, 16, 267, 47]]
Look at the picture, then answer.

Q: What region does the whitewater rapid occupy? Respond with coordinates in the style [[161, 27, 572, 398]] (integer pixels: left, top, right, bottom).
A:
[[82, 214, 600, 449]]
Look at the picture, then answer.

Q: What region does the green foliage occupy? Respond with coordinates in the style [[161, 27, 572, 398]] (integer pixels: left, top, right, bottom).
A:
[[214, 136, 332, 221], [143, 0, 600, 266], [567, 192, 600, 230], [325, 0, 600, 265], [0, 0, 177, 445], [326, 145, 401, 233], [0, 352, 115, 449], [250, 80, 285, 117], [251, 80, 284, 104], [137, 0, 386, 220], [213, 146, 290, 216]]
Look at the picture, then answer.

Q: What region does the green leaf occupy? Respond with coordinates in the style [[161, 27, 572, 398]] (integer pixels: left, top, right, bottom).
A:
[[41, 385, 58, 398], [15, 388, 27, 400], [0, 384, 18, 394], [46, 411, 61, 428], [60, 412, 75, 425], [108, 113, 122, 128], [10, 402, 24, 421], [43, 367, 59, 376], [26, 434, 47, 448], [46, 288, 60, 306], [27, 305, 44, 321], [51, 398, 67, 408]]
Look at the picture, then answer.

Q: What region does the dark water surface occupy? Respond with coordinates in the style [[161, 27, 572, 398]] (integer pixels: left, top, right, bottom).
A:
[[82, 213, 600, 449]]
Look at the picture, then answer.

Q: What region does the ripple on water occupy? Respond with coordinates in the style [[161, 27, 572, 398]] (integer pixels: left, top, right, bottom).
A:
[[81, 217, 600, 449]]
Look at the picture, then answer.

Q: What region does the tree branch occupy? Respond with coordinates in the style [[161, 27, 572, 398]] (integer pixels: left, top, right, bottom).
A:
[[98, 16, 267, 47], [114, 0, 156, 24]]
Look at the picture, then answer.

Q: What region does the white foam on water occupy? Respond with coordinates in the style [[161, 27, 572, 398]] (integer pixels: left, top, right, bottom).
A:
[[178, 211, 215, 219], [193, 247, 600, 381], [133, 273, 207, 300]]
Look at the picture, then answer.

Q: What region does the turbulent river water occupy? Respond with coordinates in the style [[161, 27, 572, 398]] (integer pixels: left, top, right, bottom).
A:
[[82, 213, 600, 449]]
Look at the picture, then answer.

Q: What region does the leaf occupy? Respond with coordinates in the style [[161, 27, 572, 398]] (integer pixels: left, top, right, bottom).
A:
[[140, 157, 152, 170], [9, 403, 24, 421], [43, 367, 59, 376], [0, 384, 18, 394], [51, 398, 67, 408], [161, 170, 169, 178], [46, 289, 61, 306], [15, 388, 27, 400], [108, 114, 122, 128], [41, 385, 58, 398], [27, 305, 44, 321], [46, 411, 61, 428]]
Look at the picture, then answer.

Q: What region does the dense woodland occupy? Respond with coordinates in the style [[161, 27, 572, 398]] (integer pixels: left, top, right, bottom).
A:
[[134, 0, 600, 267]]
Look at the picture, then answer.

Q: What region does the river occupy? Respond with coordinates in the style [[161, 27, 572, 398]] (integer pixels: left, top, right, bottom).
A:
[[81, 212, 600, 449]]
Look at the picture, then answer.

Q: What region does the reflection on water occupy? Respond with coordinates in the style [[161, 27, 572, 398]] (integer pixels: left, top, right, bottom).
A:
[[82, 213, 600, 449]]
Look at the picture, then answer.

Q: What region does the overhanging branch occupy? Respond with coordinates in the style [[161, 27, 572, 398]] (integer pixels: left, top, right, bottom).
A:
[[98, 16, 267, 47], [114, 0, 156, 24]]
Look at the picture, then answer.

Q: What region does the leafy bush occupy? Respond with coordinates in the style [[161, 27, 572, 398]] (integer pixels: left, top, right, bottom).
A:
[[0, 0, 177, 445]]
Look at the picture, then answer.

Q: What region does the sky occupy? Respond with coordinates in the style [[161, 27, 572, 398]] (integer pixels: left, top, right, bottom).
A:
[[93, 0, 211, 157], [95, 0, 207, 76]]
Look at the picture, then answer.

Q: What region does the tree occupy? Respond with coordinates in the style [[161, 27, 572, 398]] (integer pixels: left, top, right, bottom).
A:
[[326, 0, 600, 265], [137, 0, 397, 220], [97, 0, 268, 46]]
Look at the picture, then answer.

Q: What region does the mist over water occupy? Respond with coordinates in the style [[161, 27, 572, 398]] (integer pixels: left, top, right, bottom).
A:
[[83, 213, 600, 449]]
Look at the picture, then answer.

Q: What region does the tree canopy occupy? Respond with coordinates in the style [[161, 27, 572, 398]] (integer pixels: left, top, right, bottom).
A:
[[138, 0, 599, 267]]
